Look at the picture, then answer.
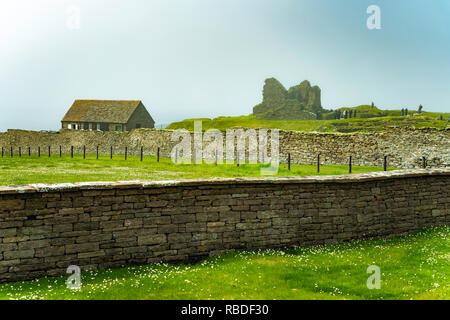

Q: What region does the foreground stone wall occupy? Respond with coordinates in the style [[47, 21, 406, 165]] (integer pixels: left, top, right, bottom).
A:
[[0, 127, 449, 168], [0, 169, 449, 282]]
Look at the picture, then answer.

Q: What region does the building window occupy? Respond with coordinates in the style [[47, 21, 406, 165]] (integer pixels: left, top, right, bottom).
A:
[[96, 123, 100, 131], [74, 124, 78, 130], [81, 123, 85, 130], [115, 125, 122, 131], [89, 123, 93, 130], [68, 124, 72, 129]]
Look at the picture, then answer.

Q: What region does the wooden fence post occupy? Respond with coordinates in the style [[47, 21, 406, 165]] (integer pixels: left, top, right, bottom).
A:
[[10, 147, 13, 157], [83, 146, 86, 159], [237, 152, 239, 167], [59, 146, 62, 157], [38, 146, 40, 157], [349, 156, 352, 174], [125, 147, 127, 160], [28, 147, 31, 157], [19, 147, 21, 157], [288, 153, 291, 171], [157, 147, 160, 162], [96, 146, 99, 160], [48, 146, 51, 157], [140, 146, 143, 161], [215, 149, 218, 166], [383, 155, 387, 171], [317, 154, 320, 173], [422, 156, 426, 169], [110, 146, 113, 159], [71, 146, 73, 158]]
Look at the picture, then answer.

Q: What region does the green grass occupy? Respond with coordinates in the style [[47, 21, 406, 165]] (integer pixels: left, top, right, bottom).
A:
[[0, 226, 448, 300], [0, 154, 394, 186], [167, 113, 450, 133]]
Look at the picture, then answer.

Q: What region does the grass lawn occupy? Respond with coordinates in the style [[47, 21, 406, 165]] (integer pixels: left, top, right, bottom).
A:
[[0, 154, 395, 186], [166, 114, 449, 133], [0, 226, 448, 300]]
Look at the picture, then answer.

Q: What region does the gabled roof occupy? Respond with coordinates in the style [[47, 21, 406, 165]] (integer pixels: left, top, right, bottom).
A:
[[62, 100, 143, 123]]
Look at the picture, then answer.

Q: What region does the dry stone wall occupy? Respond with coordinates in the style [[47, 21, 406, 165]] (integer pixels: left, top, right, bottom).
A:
[[280, 128, 450, 168], [0, 127, 449, 168], [0, 169, 449, 283]]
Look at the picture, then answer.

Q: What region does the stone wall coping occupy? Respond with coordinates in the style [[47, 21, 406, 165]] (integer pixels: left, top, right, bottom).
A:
[[0, 169, 448, 195]]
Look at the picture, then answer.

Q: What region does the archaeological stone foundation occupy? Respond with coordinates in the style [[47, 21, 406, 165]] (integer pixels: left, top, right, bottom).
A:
[[0, 169, 449, 282]]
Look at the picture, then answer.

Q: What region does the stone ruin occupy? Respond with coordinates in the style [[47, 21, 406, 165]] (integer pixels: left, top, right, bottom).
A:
[[253, 78, 323, 120]]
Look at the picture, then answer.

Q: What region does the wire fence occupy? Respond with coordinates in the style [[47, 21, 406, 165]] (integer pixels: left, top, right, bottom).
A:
[[0, 144, 421, 173]]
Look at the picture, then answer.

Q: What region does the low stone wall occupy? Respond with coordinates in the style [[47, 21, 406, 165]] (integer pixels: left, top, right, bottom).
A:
[[0, 169, 449, 282], [280, 127, 450, 168], [0, 127, 449, 168]]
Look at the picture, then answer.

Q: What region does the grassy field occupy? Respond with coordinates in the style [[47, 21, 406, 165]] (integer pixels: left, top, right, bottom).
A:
[[167, 113, 449, 133], [0, 154, 394, 186], [0, 226, 448, 300]]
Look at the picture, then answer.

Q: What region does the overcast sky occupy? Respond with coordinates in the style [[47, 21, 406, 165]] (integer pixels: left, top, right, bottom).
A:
[[0, 0, 449, 131]]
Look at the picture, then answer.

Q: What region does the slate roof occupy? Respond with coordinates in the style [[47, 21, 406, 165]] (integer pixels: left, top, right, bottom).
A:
[[62, 100, 143, 123]]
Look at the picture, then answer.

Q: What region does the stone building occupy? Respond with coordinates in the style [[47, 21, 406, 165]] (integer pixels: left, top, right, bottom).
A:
[[61, 100, 155, 132]]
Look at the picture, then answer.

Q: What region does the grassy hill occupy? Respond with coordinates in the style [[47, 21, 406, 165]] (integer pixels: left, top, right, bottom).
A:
[[167, 108, 449, 133]]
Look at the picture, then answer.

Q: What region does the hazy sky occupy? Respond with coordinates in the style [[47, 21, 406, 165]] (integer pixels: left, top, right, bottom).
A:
[[1, 0, 449, 131]]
